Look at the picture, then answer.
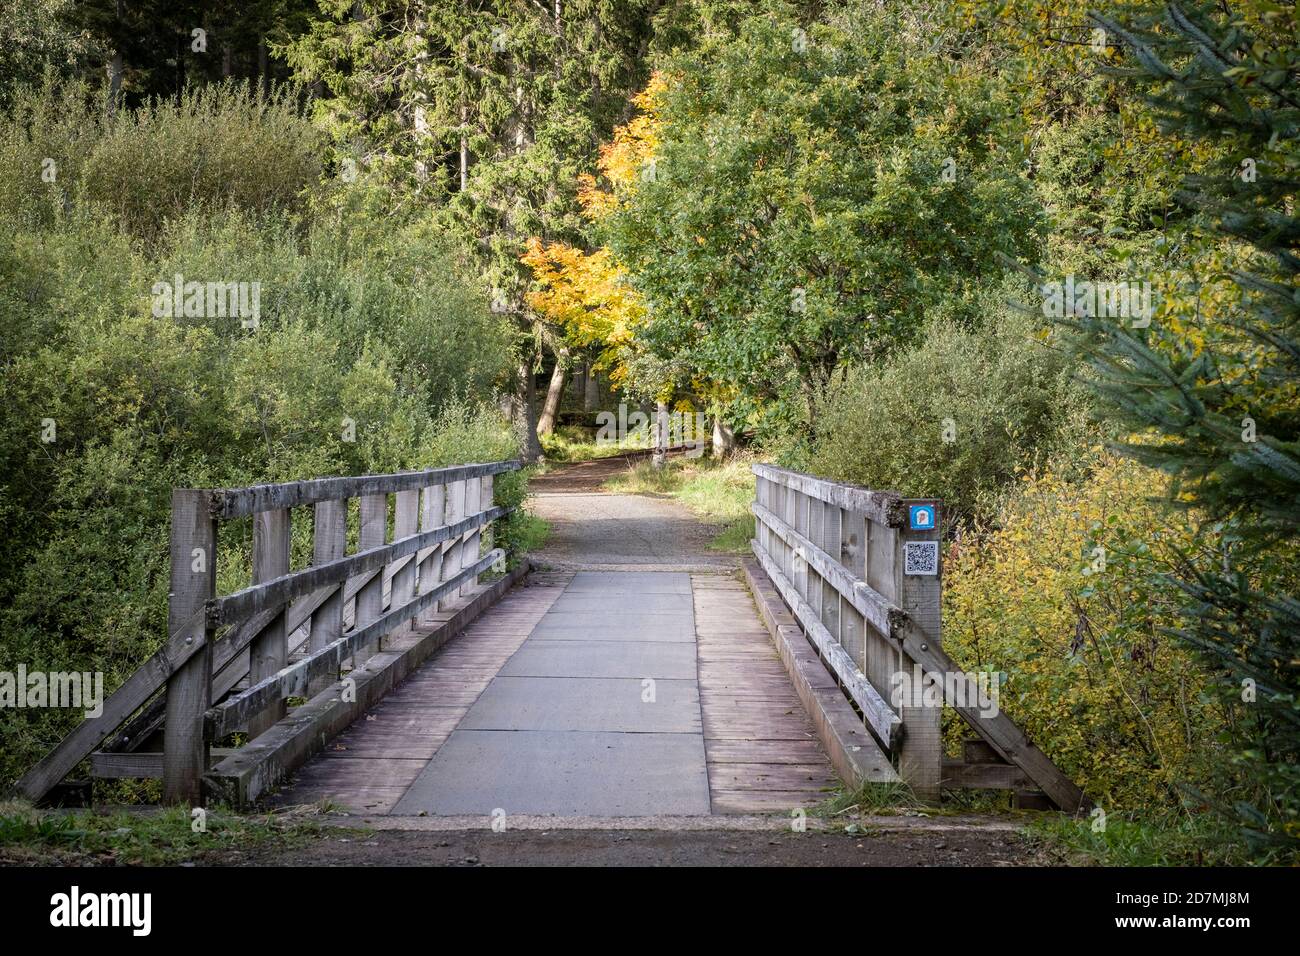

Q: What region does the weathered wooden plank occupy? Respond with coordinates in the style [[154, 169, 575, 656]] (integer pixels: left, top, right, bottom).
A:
[[352, 494, 386, 667], [309, 499, 347, 696], [752, 501, 898, 637], [210, 505, 508, 625], [753, 463, 903, 528], [417, 484, 446, 625], [390, 490, 420, 610], [213, 460, 519, 519], [163, 489, 216, 804], [91, 749, 238, 779], [206, 550, 505, 738], [440, 479, 466, 611], [457, 476, 478, 595], [751, 545, 900, 749], [941, 758, 1030, 791]]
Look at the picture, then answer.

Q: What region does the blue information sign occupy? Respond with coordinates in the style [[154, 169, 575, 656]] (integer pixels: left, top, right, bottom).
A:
[[908, 504, 936, 531]]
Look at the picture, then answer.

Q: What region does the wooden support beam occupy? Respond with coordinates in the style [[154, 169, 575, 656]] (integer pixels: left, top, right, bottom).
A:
[[940, 759, 1030, 791], [92, 750, 238, 779], [893, 617, 1086, 812]]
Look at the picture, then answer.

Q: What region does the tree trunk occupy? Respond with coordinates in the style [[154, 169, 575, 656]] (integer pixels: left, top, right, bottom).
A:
[[105, 52, 123, 118], [584, 368, 600, 411], [514, 360, 544, 462], [712, 416, 736, 458], [105, 0, 124, 119], [653, 401, 669, 469], [537, 348, 568, 436]]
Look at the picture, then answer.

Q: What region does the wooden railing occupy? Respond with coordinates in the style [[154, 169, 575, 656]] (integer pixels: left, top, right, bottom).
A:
[[12, 460, 520, 806], [751, 464, 1084, 811]]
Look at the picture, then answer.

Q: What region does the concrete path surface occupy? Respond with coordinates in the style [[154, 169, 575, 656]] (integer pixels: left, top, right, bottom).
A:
[[395, 571, 710, 816], [272, 459, 839, 819]]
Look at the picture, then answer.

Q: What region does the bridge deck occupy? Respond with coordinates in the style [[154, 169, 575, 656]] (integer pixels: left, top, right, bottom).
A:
[[272, 570, 839, 816]]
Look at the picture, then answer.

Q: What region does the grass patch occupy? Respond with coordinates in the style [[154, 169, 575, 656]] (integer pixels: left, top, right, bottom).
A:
[[504, 512, 550, 555], [813, 780, 924, 818], [1029, 811, 1262, 866], [540, 425, 648, 463], [603, 453, 757, 552], [0, 800, 333, 866]]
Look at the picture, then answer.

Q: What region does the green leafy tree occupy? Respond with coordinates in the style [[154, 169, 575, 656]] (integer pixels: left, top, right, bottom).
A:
[[1067, 1, 1299, 855], [601, 2, 1044, 425]]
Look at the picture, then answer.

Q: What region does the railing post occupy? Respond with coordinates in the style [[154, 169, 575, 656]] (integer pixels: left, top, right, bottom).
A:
[[894, 498, 943, 803], [309, 498, 347, 696], [354, 493, 386, 664], [163, 489, 216, 805], [248, 508, 291, 740]]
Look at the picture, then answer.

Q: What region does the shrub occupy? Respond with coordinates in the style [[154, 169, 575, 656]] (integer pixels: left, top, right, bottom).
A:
[[0, 78, 320, 239], [806, 302, 1089, 522], [942, 452, 1232, 812], [0, 199, 516, 790]]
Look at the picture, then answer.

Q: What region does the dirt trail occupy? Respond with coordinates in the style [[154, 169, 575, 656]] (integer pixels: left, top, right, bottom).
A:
[[228, 822, 1040, 867], [527, 453, 735, 571]]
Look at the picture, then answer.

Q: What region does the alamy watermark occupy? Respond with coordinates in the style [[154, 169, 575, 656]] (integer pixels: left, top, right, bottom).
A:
[[0, 665, 104, 718], [1040, 275, 1154, 327], [594, 403, 708, 458], [151, 273, 261, 329], [890, 664, 1002, 718]]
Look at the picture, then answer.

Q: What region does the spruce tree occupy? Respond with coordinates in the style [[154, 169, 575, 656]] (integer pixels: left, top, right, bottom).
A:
[[1068, 2, 1298, 853]]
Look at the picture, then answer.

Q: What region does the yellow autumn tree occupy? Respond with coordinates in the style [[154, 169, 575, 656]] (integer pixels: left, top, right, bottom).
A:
[[522, 74, 666, 392]]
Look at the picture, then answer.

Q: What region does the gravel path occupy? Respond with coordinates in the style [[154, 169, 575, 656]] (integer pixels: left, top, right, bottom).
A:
[[527, 454, 737, 571]]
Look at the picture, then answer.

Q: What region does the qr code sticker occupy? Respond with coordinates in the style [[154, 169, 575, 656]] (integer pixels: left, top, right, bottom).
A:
[[904, 541, 939, 576]]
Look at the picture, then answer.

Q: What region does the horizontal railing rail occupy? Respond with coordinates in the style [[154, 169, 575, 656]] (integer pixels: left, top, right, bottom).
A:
[[210, 505, 508, 625], [750, 463, 1085, 812], [210, 461, 519, 518], [8, 458, 522, 807], [205, 548, 504, 739]]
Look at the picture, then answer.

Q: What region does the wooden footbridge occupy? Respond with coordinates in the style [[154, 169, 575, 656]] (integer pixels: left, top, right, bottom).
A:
[[12, 459, 1083, 816]]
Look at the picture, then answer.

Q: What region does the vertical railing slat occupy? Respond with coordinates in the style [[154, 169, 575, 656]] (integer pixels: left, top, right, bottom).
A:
[[354, 494, 386, 665], [247, 508, 290, 739], [391, 489, 420, 612], [309, 498, 347, 696], [418, 483, 446, 625], [460, 476, 482, 596], [440, 479, 465, 610]]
